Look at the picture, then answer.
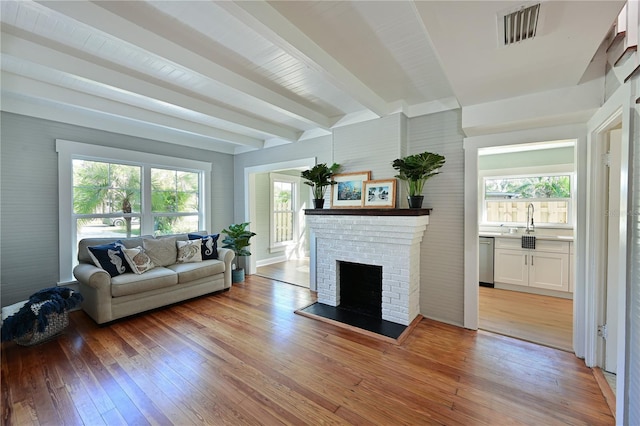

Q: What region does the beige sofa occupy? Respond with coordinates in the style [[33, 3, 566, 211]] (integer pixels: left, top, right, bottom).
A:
[[74, 232, 234, 324]]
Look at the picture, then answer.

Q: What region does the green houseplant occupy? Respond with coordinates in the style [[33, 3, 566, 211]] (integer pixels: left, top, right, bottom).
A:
[[301, 163, 341, 208], [221, 222, 256, 283], [392, 151, 445, 208]]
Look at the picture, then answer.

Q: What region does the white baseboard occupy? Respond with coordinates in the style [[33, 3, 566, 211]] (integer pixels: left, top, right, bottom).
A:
[[494, 282, 573, 299], [256, 255, 288, 268]]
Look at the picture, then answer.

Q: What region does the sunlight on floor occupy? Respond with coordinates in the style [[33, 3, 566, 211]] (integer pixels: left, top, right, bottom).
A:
[[604, 371, 616, 395], [256, 258, 310, 288]]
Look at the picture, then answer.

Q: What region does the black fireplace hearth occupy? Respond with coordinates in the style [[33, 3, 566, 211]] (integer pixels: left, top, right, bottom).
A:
[[298, 302, 407, 339]]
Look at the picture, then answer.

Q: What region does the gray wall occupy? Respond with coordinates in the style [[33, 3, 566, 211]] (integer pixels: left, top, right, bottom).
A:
[[409, 110, 465, 326], [0, 111, 234, 306], [333, 113, 404, 185]]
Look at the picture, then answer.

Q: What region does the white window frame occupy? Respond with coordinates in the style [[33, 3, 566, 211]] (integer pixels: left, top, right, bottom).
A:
[[57, 140, 211, 283], [269, 172, 299, 252], [479, 164, 575, 228]]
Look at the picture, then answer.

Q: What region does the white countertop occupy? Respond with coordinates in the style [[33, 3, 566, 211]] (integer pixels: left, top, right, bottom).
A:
[[479, 231, 573, 242]]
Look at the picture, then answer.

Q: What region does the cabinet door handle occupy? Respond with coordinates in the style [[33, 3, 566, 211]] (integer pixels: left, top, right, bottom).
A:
[[531, 255, 534, 266], [525, 256, 527, 266]]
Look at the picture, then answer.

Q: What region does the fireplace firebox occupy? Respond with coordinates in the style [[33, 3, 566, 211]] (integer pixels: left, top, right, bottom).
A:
[[338, 261, 382, 319]]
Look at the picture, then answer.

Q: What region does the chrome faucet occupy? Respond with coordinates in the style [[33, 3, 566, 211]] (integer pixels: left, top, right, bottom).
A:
[[526, 203, 535, 234]]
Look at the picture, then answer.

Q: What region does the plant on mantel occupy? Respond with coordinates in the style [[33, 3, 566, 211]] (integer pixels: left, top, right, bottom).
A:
[[300, 163, 341, 209], [392, 151, 445, 208]]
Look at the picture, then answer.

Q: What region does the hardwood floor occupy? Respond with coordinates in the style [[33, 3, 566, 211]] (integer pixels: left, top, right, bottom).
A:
[[256, 258, 309, 288], [2, 276, 613, 425], [479, 287, 573, 352]]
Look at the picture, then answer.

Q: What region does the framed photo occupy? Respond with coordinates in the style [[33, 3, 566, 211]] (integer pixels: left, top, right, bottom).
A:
[[363, 179, 396, 208], [331, 171, 371, 208]]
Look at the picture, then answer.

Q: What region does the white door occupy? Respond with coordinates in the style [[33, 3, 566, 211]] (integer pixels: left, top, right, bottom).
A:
[[603, 128, 622, 373]]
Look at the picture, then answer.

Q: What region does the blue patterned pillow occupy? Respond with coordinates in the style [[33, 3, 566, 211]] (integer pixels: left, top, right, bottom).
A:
[[87, 241, 131, 277], [188, 233, 219, 260]]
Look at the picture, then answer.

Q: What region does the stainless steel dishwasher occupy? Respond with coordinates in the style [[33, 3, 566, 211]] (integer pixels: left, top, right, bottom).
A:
[[479, 236, 494, 287]]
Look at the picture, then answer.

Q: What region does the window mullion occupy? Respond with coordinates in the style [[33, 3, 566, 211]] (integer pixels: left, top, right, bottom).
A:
[[142, 166, 153, 235]]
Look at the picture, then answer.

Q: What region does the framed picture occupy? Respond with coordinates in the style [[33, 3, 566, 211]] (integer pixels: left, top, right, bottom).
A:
[[363, 179, 396, 208], [331, 171, 371, 208]]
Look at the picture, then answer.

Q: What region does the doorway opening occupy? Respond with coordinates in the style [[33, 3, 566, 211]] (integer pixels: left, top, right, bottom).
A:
[[477, 140, 576, 351], [245, 158, 315, 289]]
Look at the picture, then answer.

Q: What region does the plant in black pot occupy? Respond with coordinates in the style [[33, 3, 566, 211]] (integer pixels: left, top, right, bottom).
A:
[[301, 163, 341, 209], [221, 222, 256, 283], [392, 151, 445, 209]]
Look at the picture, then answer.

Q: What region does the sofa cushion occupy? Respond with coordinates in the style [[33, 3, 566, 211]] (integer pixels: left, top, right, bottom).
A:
[[188, 233, 219, 260], [122, 246, 155, 274], [110, 267, 178, 297], [167, 259, 225, 283], [78, 237, 146, 264], [176, 239, 202, 263], [87, 241, 131, 277], [143, 237, 177, 267]]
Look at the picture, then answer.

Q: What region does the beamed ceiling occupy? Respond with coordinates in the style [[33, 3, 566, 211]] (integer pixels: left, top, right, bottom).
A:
[[0, 1, 626, 154]]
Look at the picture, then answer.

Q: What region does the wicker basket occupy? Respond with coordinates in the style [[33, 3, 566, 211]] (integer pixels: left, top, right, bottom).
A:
[[14, 310, 69, 346]]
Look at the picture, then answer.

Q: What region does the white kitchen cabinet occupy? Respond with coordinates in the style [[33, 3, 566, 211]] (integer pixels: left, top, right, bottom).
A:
[[494, 248, 528, 286], [494, 238, 570, 292]]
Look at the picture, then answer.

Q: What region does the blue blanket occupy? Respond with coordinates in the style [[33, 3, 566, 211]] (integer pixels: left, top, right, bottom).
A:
[[1, 287, 83, 342]]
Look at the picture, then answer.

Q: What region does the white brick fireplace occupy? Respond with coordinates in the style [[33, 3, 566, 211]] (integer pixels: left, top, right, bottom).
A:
[[305, 210, 430, 326]]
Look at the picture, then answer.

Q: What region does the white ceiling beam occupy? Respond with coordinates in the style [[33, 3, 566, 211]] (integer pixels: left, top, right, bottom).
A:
[[1, 30, 299, 143], [35, 0, 332, 130], [1, 92, 238, 154], [1, 72, 265, 150], [218, 1, 390, 120]]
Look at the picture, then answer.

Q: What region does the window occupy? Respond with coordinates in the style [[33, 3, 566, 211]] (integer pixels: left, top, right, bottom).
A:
[[58, 140, 211, 283], [269, 173, 298, 250], [151, 168, 200, 235], [74, 160, 143, 239], [482, 174, 572, 226]]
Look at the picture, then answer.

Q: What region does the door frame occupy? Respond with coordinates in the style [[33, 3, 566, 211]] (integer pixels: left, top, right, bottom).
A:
[[463, 125, 585, 339], [244, 157, 316, 281], [584, 83, 632, 421]]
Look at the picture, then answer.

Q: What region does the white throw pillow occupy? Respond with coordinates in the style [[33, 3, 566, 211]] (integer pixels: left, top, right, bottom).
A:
[[176, 239, 202, 263], [123, 246, 155, 274]]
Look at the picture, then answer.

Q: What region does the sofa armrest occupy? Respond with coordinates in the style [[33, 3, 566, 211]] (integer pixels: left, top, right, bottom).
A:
[[74, 263, 111, 289], [73, 263, 113, 323], [217, 248, 235, 288]]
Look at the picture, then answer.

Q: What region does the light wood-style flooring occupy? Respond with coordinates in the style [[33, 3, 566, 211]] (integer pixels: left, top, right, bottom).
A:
[[2, 276, 613, 425], [257, 261, 574, 351], [256, 257, 309, 288], [479, 286, 573, 352]]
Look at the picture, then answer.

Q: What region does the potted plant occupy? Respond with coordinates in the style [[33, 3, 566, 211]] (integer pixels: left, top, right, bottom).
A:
[[221, 222, 256, 283], [392, 151, 445, 208], [301, 163, 341, 208]]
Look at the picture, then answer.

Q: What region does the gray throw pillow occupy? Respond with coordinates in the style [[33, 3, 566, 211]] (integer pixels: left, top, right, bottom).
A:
[[143, 237, 177, 266]]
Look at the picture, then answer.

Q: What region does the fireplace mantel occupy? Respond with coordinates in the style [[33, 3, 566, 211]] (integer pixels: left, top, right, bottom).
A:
[[305, 208, 431, 216]]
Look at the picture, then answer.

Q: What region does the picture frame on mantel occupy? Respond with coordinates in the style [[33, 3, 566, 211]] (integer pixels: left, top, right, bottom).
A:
[[331, 171, 371, 208], [363, 179, 396, 208]]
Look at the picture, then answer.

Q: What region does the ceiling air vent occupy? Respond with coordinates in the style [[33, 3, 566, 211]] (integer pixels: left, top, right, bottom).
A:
[[501, 3, 541, 46]]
